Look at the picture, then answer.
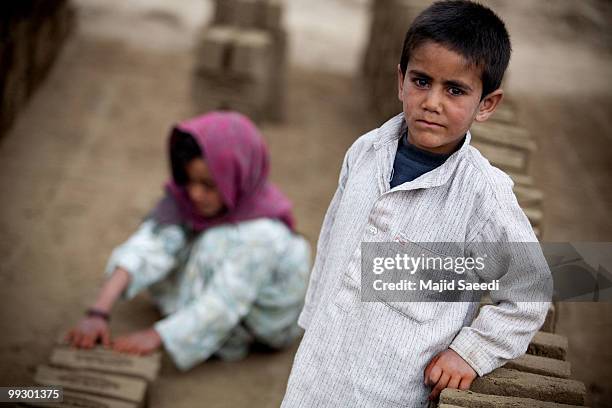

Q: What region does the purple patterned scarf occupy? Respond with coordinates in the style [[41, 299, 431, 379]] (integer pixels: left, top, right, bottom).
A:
[[152, 111, 295, 232]]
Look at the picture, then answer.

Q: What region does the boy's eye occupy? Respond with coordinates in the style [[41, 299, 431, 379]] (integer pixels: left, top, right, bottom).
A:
[[413, 78, 429, 88], [448, 87, 464, 96]]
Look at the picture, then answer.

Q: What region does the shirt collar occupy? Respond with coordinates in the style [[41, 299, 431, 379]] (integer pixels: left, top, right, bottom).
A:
[[374, 113, 473, 191]]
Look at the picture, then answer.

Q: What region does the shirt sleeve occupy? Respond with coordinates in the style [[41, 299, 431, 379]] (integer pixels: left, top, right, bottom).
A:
[[449, 191, 552, 377], [153, 233, 276, 371], [297, 149, 350, 330], [104, 219, 187, 300]]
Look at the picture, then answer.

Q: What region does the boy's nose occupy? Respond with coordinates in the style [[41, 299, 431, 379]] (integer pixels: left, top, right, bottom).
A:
[[422, 89, 442, 113]]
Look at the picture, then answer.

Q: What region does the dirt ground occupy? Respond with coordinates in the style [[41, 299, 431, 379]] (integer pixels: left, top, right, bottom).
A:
[[0, 0, 611, 407]]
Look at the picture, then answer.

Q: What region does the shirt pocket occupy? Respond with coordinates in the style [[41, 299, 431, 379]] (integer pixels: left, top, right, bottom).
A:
[[375, 233, 464, 324]]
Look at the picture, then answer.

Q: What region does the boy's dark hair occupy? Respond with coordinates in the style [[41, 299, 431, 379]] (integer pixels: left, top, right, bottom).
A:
[[169, 128, 202, 185], [399, 0, 511, 98]]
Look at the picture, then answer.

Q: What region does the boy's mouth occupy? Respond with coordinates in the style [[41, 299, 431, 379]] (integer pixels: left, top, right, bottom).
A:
[[416, 119, 444, 128]]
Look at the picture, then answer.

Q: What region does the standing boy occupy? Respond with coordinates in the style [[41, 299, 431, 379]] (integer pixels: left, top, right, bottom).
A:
[[282, 1, 551, 406]]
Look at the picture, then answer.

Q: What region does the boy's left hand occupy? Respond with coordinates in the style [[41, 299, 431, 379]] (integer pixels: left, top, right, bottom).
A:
[[113, 327, 162, 355], [424, 348, 477, 401]]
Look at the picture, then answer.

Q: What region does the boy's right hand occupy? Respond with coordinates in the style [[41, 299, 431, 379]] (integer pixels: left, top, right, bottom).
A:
[[66, 316, 111, 348]]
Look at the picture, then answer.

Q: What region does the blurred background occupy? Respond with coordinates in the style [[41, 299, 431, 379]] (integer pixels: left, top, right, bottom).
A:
[[0, 0, 611, 406]]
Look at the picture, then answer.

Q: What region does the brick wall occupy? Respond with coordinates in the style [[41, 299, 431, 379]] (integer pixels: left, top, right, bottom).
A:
[[0, 0, 75, 135]]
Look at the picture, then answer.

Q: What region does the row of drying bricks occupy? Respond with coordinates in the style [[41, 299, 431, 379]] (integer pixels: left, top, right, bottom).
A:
[[24, 304, 583, 408]]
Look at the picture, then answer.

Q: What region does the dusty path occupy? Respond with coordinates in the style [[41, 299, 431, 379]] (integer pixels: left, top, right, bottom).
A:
[[0, 0, 611, 406]]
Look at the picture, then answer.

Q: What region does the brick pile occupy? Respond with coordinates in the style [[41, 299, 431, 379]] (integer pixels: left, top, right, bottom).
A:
[[362, 0, 544, 237], [0, 0, 74, 135], [193, 0, 287, 122], [26, 340, 161, 408], [438, 304, 590, 407]]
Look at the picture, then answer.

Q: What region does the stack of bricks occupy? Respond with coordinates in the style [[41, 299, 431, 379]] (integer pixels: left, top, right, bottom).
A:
[[438, 330, 588, 407], [362, 0, 544, 238], [192, 0, 287, 123], [26, 339, 161, 408], [470, 99, 544, 238], [441, 303, 591, 407], [0, 0, 74, 135]]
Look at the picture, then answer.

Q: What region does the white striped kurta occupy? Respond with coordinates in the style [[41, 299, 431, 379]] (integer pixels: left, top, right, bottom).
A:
[[281, 113, 550, 407]]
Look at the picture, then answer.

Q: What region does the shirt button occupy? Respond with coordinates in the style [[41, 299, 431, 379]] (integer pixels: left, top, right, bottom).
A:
[[368, 225, 378, 235]]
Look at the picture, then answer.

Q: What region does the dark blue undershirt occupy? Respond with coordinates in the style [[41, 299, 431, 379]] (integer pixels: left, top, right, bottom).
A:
[[389, 131, 465, 188]]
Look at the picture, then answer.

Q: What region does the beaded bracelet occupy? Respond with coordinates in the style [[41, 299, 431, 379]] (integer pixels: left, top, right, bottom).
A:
[[86, 308, 110, 321]]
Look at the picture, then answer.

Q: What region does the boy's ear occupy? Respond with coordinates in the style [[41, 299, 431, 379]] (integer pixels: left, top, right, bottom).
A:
[[397, 64, 405, 102], [475, 89, 504, 122]]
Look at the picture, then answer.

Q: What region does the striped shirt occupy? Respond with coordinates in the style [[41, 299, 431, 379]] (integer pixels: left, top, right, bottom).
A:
[[281, 113, 550, 407]]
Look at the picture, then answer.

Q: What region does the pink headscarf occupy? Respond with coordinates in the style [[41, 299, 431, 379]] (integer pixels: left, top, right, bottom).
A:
[[154, 111, 295, 232]]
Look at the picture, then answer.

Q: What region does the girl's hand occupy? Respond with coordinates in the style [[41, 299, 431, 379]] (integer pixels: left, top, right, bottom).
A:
[[424, 348, 477, 401], [66, 316, 111, 348], [113, 327, 162, 355]]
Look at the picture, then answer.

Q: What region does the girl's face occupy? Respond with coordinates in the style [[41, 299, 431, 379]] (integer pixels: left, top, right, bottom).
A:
[[185, 158, 225, 217]]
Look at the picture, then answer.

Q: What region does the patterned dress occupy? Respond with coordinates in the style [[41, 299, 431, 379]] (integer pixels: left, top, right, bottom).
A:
[[105, 217, 311, 370]]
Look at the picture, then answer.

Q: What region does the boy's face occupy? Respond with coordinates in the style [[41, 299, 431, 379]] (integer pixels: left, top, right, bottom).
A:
[[398, 41, 503, 154]]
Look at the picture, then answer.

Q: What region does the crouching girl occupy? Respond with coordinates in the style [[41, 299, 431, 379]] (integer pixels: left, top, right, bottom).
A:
[[67, 111, 310, 371]]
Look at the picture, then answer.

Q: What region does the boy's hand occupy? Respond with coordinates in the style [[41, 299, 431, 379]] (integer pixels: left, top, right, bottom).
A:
[[113, 327, 162, 355], [424, 348, 477, 401], [66, 317, 111, 348]]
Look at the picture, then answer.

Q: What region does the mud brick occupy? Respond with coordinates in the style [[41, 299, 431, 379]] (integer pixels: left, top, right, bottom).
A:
[[214, 0, 283, 31], [54, 1, 76, 44], [528, 331, 568, 360], [263, 0, 283, 31], [4, 19, 30, 106], [35, 365, 147, 403], [199, 3, 285, 122], [50, 346, 161, 381], [471, 122, 536, 151], [523, 206, 544, 228], [30, 1, 73, 82], [506, 172, 534, 187], [472, 142, 529, 174], [490, 101, 519, 124], [266, 27, 287, 121], [514, 184, 544, 208], [193, 90, 263, 122], [0, 1, 73, 136], [233, 0, 264, 28], [27, 1, 74, 94], [533, 226, 542, 239], [2, 63, 29, 133], [213, 0, 237, 25], [541, 303, 557, 333], [232, 29, 272, 80], [504, 353, 571, 378], [194, 26, 236, 73], [471, 122, 536, 174], [26, 390, 138, 408], [30, 16, 56, 83], [440, 388, 588, 408], [469, 368, 585, 405], [542, 243, 582, 267], [193, 73, 268, 117]]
